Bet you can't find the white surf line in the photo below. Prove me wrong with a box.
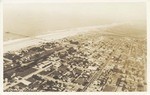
[3,23,124,53]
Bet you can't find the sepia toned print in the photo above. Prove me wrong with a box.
[3,2,146,92]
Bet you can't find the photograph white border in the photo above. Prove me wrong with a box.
[0,0,149,95]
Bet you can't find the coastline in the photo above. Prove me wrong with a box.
[3,23,121,53]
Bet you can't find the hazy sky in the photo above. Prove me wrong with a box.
[3,2,146,35]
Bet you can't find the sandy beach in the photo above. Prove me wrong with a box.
[4,23,121,53]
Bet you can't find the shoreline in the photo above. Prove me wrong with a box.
[3,23,123,53]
